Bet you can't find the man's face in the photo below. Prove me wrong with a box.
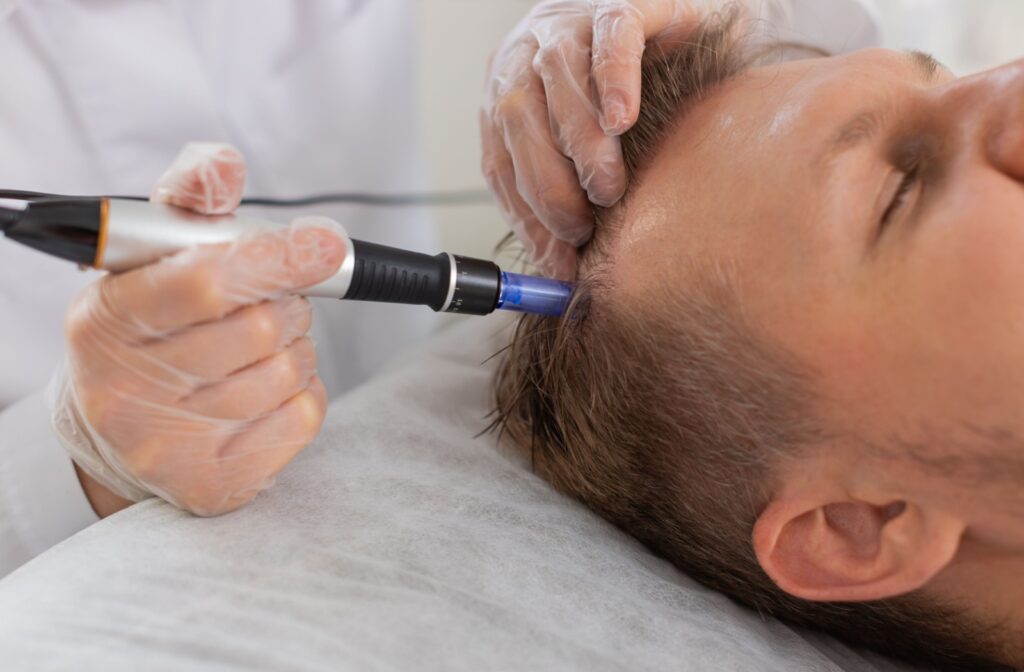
[610,49,1024,632]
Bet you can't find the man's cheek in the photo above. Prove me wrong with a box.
[902,194,1024,419]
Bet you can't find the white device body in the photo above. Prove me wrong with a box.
[104,200,355,298]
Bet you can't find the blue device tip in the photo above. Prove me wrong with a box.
[497,271,574,317]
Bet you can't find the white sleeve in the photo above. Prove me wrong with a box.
[751,0,882,54]
[0,0,17,22]
[0,391,98,578]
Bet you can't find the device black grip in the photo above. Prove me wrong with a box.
[5,199,103,266]
[344,239,450,311]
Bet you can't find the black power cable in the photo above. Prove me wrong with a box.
[0,189,495,208]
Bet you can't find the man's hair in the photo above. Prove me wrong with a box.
[493,7,1001,670]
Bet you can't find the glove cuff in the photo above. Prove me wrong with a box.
[46,360,151,503]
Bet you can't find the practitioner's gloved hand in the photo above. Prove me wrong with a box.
[481,0,705,279]
[52,142,344,517]
[150,141,249,215]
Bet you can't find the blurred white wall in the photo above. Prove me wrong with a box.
[416,0,1024,261]
[875,0,1024,75]
[416,0,533,263]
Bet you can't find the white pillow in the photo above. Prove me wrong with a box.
[0,317,924,671]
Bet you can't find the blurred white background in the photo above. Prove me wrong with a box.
[416,0,1024,261]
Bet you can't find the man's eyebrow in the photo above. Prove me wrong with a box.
[820,52,946,166]
[906,50,946,82]
[821,108,886,166]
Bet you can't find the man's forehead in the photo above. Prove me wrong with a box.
[722,51,919,130]
[610,49,943,296]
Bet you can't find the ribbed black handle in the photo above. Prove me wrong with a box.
[344,239,450,311]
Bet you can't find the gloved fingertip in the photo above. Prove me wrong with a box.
[541,254,577,282]
[568,227,594,248]
[579,161,626,210]
[600,94,632,135]
[149,142,247,216]
[288,217,348,274]
[530,234,579,281]
[588,183,626,209]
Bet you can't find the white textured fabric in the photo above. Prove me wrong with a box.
[0,318,925,672]
[0,392,98,573]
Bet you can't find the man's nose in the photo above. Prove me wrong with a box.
[961,58,1024,182]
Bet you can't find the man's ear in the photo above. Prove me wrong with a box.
[752,485,966,602]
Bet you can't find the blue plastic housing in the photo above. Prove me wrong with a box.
[496,271,574,317]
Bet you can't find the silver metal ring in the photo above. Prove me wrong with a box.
[440,252,458,312]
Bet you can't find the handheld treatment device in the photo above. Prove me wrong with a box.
[0,196,573,318]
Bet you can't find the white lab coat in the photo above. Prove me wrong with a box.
[0,0,438,574]
[0,0,879,578]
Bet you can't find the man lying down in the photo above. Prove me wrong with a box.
[494,8,1024,671]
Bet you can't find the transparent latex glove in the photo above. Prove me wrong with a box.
[150,141,248,215]
[481,0,709,279]
[51,142,346,516]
